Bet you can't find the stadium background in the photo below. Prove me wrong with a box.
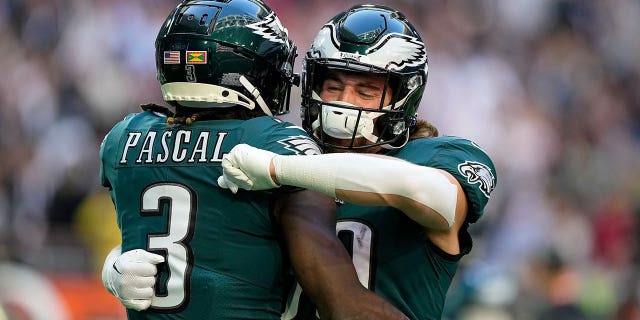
[0,0,638,319]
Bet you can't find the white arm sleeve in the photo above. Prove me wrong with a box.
[272,153,458,228]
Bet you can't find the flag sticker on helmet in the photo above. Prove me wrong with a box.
[186,51,207,64]
[164,51,180,64]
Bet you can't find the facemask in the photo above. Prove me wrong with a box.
[312,100,386,143]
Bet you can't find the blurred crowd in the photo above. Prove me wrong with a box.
[0,0,638,319]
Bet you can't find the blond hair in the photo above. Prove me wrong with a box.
[409,119,439,140]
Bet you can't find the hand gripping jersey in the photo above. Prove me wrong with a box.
[284,136,496,320]
[100,111,320,319]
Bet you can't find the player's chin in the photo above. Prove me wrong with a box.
[323,137,377,154]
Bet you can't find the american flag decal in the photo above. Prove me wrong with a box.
[164,51,180,64]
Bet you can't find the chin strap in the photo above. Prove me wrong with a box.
[381,129,410,150]
[239,76,272,116]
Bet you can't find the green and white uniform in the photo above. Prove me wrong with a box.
[100,111,320,320]
[286,136,497,320]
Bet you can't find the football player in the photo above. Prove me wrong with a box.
[218,4,498,320]
[100,1,405,319]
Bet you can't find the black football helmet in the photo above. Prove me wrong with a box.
[156,0,298,116]
[301,4,428,149]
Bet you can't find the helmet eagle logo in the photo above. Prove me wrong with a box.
[365,34,427,70]
[247,12,287,44]
[310,24,426,72]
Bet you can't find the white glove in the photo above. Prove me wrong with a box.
[217,144,280,193]
[102,246,165,311]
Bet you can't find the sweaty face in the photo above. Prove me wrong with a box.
[318,70,393,152]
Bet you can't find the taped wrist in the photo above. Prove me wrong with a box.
[272,154,338,197]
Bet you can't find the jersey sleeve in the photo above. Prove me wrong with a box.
[98,132,111,188]
[241,117,322,193]
[99,113,137,189]
[430,138,497,223]
[245,117,322,156]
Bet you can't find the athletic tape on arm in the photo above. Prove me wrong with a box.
[273,153,458,227]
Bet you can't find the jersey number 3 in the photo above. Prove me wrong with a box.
[141,183,196,311]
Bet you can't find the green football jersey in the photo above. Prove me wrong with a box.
[284,136,497,320]
[100,111,320,320]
